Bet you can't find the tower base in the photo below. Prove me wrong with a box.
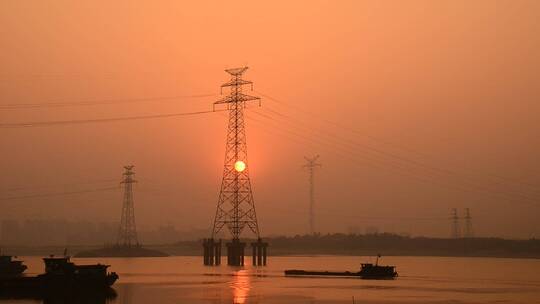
[203,238,221,266]
[251,238,268,266]
[226,239,245,266]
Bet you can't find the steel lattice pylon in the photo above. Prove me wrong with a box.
[303,155,321,235]
[211,67,261,240]
[464,208,474,238]
[450,208,460,239]
[117,165,139,247]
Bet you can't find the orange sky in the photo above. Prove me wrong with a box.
[1,0,539,238]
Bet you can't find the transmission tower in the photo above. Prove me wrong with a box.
[463,208,474,238]
[450,208,460,239]
[303,155,321,235]
[117,165,139,247]
[205,67,266,266]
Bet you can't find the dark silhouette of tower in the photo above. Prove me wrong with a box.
[450,208,460,239]
[117,165,139,247]
[204,67,266,266]
[464,208,474,238]
[303,155,321,235]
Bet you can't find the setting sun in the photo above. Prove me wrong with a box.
[234,161,246,172]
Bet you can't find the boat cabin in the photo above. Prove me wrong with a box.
[0,255,15,263]
[43,256,110,276]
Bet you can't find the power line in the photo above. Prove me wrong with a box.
[245,108,539,206]
[258,91,540,192]
[0,94,217,109]
[256,91,433,159]
[0,186,119,201]
[258,105,539,202]
[247,102,539,203]
[264,204,451,221]
[245,112,486,197]
[3,178,119,193]
[247,110,483,191]
[0,109,225,128]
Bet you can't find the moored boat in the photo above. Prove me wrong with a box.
[0,256,27,277]
[0,255,118,296]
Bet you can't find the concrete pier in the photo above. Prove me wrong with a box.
[204,237,267,266]
[251,238,268,266]
[203,238,221,266]
[226,238,246,266]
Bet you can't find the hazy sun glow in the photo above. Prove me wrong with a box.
[234,161,246,172]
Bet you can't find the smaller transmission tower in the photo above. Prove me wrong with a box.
[303,155,321,235]
[463,208,474,238]
[450,208,460,239]
[117,165,139,247]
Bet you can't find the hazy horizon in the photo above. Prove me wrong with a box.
[1,1,539,240]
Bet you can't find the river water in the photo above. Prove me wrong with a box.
[2,256,540,304]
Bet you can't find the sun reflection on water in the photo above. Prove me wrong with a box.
[231,270,251,304]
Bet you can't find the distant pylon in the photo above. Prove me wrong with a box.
[450,208,460,239]
[463,208,474,238]
[117,165,139,247]
[303,155,321,235]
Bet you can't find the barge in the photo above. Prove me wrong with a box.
[285,255,398,279]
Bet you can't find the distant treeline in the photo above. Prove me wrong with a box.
[6,233,540,259]
[168,233,540,259]
[262,233,540,258]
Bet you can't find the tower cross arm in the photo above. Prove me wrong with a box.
[221,79,253,88]
[214,93,261,107]
[120,179,137,184]
[225,67,249,75]
[303,155,322,168]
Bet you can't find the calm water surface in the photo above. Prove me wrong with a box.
[3,256,540,304]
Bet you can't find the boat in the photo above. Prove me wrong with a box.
[0,255,118,296]
[0,256,27,277]
[285,269,362,277]
[357,254,398,279]
[358,263,398,279]
[285,255,398,279]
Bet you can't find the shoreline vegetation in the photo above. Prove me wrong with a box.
[74,244,169,257]
[3,233,539,259]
